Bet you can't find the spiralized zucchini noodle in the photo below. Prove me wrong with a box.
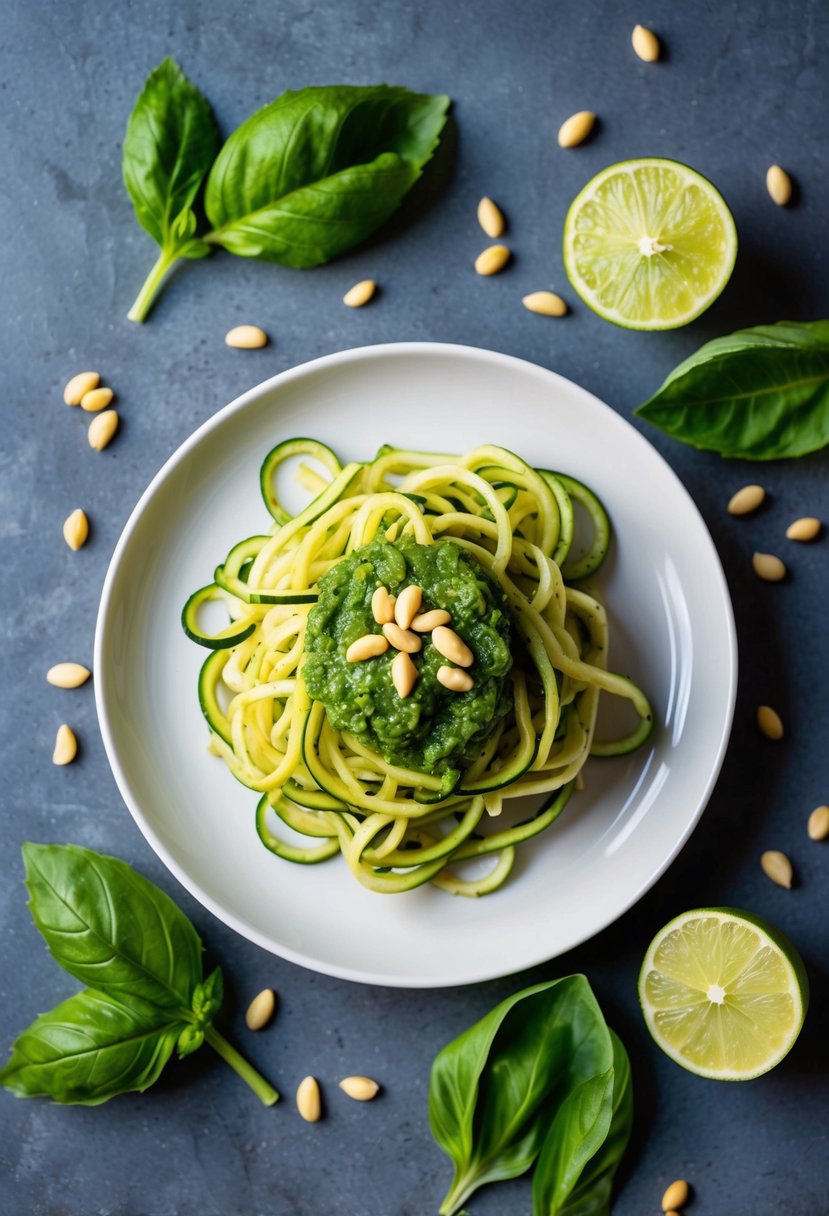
[183,439,653,897]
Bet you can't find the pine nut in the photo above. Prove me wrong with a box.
[786,516,821,541]
[437,665,474,692]
[522,290,568,317]
[225,325,268,349]
[52,724,77,766]
[477,197,505,238]
[752,552,786,582]
[432,625,473,667]
[395,585,423,630]
[474,245,511,276]
[64,371,100,406]
[339,1076,380,1101]
[63,509,89,551]
[46,662,91,688]
[296,1075,322,1122]
[761,849,793,889]
[757,705,784,740]
[392,650,418,698]
[411,609,451,632]
[371,586,396,625]
[766,165,793,206]
[632,24,661,61]
[80,386,114,412]
[557,111,596,148]
[88,409,119,451]
[807,805,829,841]
[245,988,276,1030]
[382,622,421,653]
[727,484,765,515]
[661,1181,689,1212]
[346,634,389,662]
[343,279,376,308]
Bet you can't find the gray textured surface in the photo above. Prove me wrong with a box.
[1,0,828,1212]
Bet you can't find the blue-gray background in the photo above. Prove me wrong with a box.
[1,1,827,1212]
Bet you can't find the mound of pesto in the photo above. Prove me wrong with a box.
[302,539,513,777]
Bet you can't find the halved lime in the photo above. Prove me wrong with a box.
[563,158,737,330]
[639,908,808,1080]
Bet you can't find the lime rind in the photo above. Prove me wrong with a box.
[563,158,738,331]
[638,907,808,1081]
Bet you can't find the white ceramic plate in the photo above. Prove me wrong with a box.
[95,343,737,988]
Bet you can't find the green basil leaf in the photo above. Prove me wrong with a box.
[531,1069,615,1216]
[191,966,223,1026]
[430,976,616,1216]
[23,843,203,1013]
[636,320,829,459]
[123,57,219,251]
[0,988,181,1105]
[204,85,450,267]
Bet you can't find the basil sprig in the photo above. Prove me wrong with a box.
[636,320,829,459]
[429,976,632,1216]
[123,59,450,321]
[0,844,278,1106]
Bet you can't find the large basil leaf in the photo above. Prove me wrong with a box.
[636,320,829,459]
[537,1032,633,1216]
[204,85,450,266]
[430,976,620,1216]
[0,989,181,1105]
[23,843,202,1013]
[123,57,218,252]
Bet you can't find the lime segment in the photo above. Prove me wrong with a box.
[639,908,808,1080]
[563,158,737,330]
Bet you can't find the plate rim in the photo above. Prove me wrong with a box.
[94,340,738,988]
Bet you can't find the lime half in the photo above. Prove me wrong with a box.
[639,908,808,1080]
[563,158,737,330]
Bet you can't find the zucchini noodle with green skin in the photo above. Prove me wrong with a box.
[182,439,653,896]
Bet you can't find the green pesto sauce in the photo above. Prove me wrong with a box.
[302,539,513,778]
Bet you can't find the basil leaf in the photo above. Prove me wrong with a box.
[123,57,218,252]
[0,989,181,1105]
[23,843,202,1013]
[636,320,829,459]
[204,85,450,267]
[430,976,618,1216]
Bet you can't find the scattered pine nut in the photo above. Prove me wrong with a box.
[371,586,396,625]
[766,165,793,207]
[63,509,89,551]
[64,371,100,406]
[757,705,784,740]
[88,409,119,451]
[395,585,423,630]
[382,622,422,654]
[752,552,786,582]
[432,626,474,668]
[80,386,114,413]
[786,516,821,542]
[245,988,276,1031]
[343,279,377,308]
[437,665,475,692]
[411,609,451,632]
[225,325,268,349]
[807,806,829,841]
[46,662,91,689]
[475,245,511,276]
[346,634,389,663]
[661,1180,690,1212]
[761,849,793,889]
[727,484,765,516]
[522,290,568,317]
[339,1076,380,1101]
[392,650,418,698]
[52,724,78,766]
[296,1075,322,1122]
[557,111,596,148]
[632,24,661,61]
[477,197,505,239]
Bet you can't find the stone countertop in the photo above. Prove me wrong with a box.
[1,1,827,1212]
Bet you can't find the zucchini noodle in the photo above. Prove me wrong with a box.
[183,439,653,896]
